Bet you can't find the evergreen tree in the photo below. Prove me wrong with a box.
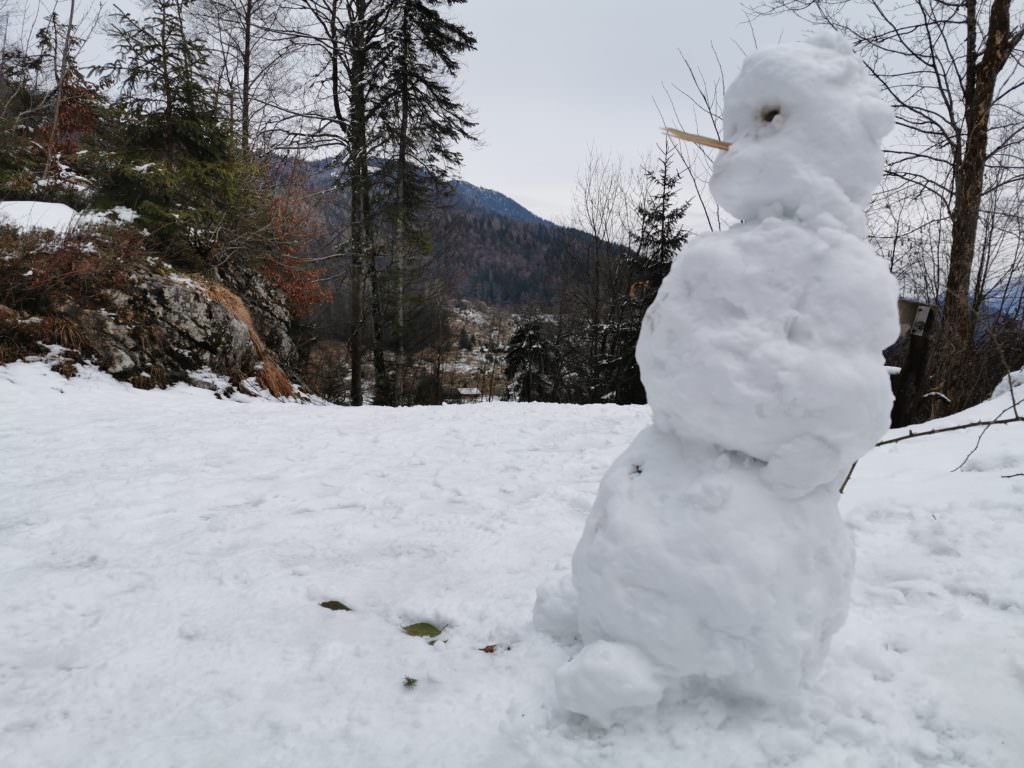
[106,0,226,159]
[378,0,476,207]
[100,0,275,272]
[345,0,382,406]
[290,0,394,405]
[632,138,689,286]
[505,320,559,402]
[612,140,689,403]
[597,141,689,404]
[373,0,477,405]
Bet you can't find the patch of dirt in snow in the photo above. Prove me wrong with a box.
[1,361,1022,767]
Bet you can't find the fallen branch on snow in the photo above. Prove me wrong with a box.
[875,412,1023,449]
[841,405,1024,493]
[950,403,1021,472]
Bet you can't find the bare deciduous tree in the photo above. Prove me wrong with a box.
[754,0,1024,414]
[196,0,296,154]
[657,47,730,233]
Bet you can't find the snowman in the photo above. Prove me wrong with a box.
[534,35,900,727]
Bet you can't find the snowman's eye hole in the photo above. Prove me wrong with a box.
[760,106,781,123]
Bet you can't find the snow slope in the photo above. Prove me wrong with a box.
[2,362,1023,767]
[0,201,138,232]
[0,201,80,232]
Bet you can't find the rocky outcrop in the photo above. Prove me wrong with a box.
[2,261,299,395]
[221,263,297,368]
[76,273,261,382]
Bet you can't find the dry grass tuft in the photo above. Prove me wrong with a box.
[43,316,84,350]
[50,358,78,379]
[256,360,294,398]
[200,278,294,398]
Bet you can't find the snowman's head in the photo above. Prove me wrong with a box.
[709,34,892,232]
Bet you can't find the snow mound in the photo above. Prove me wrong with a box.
[0,201,138,233]
[554,641,664,727]
[0,201,80,232]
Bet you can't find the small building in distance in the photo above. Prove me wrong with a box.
[453,387,482,404]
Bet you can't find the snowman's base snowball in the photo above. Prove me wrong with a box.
[571,427,853,701]
[533,574,579,644]
[555,641,665,727]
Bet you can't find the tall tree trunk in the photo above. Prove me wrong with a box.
[394,158,408,407]
[346,0,371,406]
[393,4,413,406]
[364,142,389,402]
[395,228,406,404]
[348,180,365,406]
[240,0,252,153]
[42,0,76,179]
[938,0,1019,412]
[344,1,389,406]
[368,247,390,404]
[363,122,389,404]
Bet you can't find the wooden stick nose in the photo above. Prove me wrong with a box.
[663,127,731,151]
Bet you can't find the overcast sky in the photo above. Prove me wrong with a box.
[27,0,807,223]
[449,1,804,222]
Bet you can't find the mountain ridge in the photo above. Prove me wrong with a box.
[449,178,548,226]
[299,156,597,307]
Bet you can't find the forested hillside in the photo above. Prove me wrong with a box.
[301,155,612,307]
[0,0,693,409]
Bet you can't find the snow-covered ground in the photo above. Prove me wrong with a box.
[0,201,81,232]
[0,201,137,232]
[2,362,1022,767]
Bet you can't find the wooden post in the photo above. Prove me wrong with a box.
[891,301,937,428]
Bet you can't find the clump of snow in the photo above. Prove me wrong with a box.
[0,201,139,232]
[542,36,900,725]
[570,429,854,696]
[641,217,897,496]
[0,201,80,232]
[31,159,93,195]
[532,574,578,644]
[990,368,1024,400]
[82,205,138,225]
[555,641,665,728]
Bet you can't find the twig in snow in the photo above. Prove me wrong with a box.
[950,403,1020,472]
[839,461,857,494]
[949,341,1021,471]
[875,412,1024,448]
